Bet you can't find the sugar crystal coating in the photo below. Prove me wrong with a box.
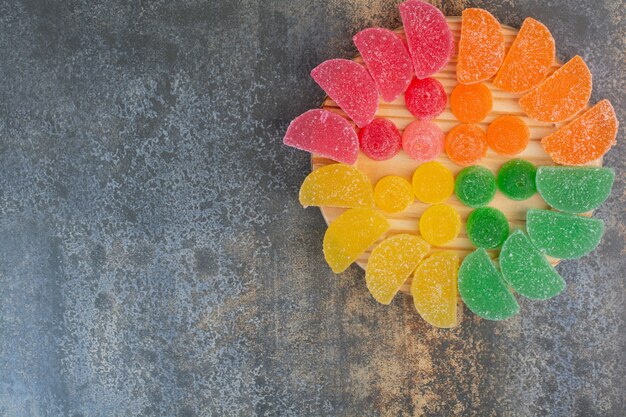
[402,120,445,162]
[366,234,430,304]
[450,83,492,123]
[466,207,509,249]
[526,209,604,259]
[404,77,447,119]
[299,164,374,209]
[445,124,488,166]
[374,176,414,213]
[359,118,402,161]
[497,159,537,200]
[487,115,530,155]
[419,204,461,246]
[412,161,454,204]
[454,166,496,208]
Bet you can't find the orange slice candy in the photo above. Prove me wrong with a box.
[519,55,592,123]
[445,124,488,166]
[487,115,530,155]
[450,83,493,123]
[457,8,505,84]
[542,100,618,165]
[493,18,555,93]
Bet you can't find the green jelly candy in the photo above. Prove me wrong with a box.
[466,207,509,249]
[497,159,537,200]
[500,230,566,300]
[536,166,615,214]
[526,209,604,259]
[458,248,519,321]
[455,166,497,208]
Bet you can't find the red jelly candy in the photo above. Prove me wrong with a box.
[311,59,378,128]
[353,28,413,102]
[283,109,359,164]
[399,0,454,79]
[402,120,445,162]
[404,77,447,119]
[359,118,402,161]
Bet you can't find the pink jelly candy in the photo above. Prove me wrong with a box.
[353,28,413,102]
[283,109,359,164]
[358,118,402,161]
[399,0,454,79]
[311,59,379,128]
[402,120,445,161]
[404,77,447,119]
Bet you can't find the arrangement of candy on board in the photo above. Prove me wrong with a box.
[283,0,619,328]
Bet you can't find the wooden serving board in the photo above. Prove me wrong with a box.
[312,16,599,294]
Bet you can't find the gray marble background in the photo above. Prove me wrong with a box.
[0,1,624,416]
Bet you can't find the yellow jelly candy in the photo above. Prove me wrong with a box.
[374,176,414,213]
[419,204,461,246]
[411,252,460,328]
[412,161,454,204]
[365,234,430,304]
[323,208,389,273]
[299,164,374,208]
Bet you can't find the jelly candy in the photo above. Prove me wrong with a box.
[536,166,615,213]
[458,248,519,321]
[323,208,390,273]
[366,234,430,304]
[283,109,359,164]
[311,59,378,128]
[457,8,504,84]
[404,77,447,120]
[402,120,445,162]
[454,166,496,208]
[450,83,492,124]
[419,204,461,246]
[359,118,402,161]
[445,124,488,166]
[466,207,509,249]
[487,115,530,156]
[493,18,555,93]
[500,230,565,300]
[412,161,454,204]
[299,164,374,209]
[374,176,414,213]
[519,56,592,123]
[353,28,413,102]
[542,100,619,166]
[399,0,454,79]
[497,159,537,201]
[526,209,604,259]
[411,252,460,328]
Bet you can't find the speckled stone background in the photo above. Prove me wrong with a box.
[0,1,624,416]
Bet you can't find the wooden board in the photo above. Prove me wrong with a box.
[312,16,599,294]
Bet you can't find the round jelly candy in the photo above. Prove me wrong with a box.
[466,207,509,249]
[487,115,530,156]
[454,166,496,208]
[412,161,454,204]
[374,176,414,213]
[497,159,537,200]
[404,77,447,120]
[445,124,488,166]
[359,118,402,161]
[402,120,445,162]
[450,83,492,124]
[419,204,461,246]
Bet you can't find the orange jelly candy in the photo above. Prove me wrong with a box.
[450,83,493,123]
[487,115,530,155]
[445,124,488,166]
[457,8,504,84]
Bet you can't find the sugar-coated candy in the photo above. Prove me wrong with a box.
[457,8,504,84]
[419,204,461,246]
[411,252,460,328]
[311,59,378,128]
[458,248,519,321]
[399,0,454,79]
[402,120,445,162]
[412,161,454,204]
[404,77,447,119]
[519,56,592,123]
[366,234,430,304]
[445,124,488,166]
[526,209,604,259]
[455,166,496,208]
[323,208,389,273]
[374,176,414,213]
[542,100,619,166]
[493,18,555,93]
[487,115,530,155]
[283,109,359,164]
[299,164,374,209]
[353,28,413,102]
[359,118,402,161]
[500,230,565,300]
[497,159,537,200]
[466,207,509,249]
[536,166,615,213]
[450,83,493,123]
